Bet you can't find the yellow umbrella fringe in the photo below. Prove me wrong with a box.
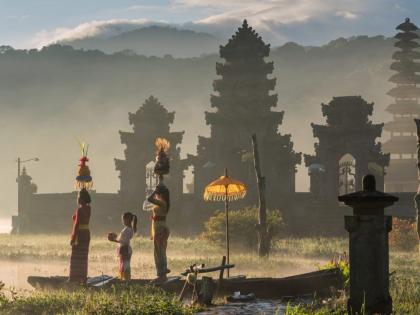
[204,191,246,202]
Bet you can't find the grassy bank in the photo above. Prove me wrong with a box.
[0,284,201,315]
[284,250,420,314]
[0,235,418,314]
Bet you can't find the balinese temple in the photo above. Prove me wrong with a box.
[115,95,185,214]
[190,20,301,207]
[383,18,420,192]
[305,96,390,200]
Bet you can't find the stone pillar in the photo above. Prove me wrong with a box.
[338,174,398,315]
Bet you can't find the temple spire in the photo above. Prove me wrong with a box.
[192,21,301,207]
[383,18,420,192]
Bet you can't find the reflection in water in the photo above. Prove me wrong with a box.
[0,259,68,290]
[0,259,120,291]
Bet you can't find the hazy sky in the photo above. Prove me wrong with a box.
[1,0,420,48]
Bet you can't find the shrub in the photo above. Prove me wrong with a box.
[318,252,350,289]
[389,218,418,252]
[201,207,284,250]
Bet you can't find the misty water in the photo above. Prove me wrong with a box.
[0,217,11,233]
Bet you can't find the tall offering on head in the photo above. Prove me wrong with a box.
[75,142,93,190]
[154,137,170,183]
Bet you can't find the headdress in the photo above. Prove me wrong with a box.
[154,137,170,176]
[75,141,93,190]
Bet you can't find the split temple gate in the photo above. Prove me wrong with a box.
[305,96,390,199]
[114,95,189,230]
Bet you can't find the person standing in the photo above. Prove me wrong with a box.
[148,184,170,283]
[108,212,137,281]
[69,188,91,283]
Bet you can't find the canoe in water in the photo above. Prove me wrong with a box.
[27,268,343,299]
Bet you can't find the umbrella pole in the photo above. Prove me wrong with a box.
[225,186,230,278]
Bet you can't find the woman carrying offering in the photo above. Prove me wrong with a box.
[148,184,170,283]
[69,188,91,283]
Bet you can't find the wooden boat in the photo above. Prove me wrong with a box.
[27,268,343,299]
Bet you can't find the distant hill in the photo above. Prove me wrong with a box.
[59,26,221,58]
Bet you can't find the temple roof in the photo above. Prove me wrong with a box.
[387,85,420,98]
[396,18,419,32]
[321,96,373,126]
[219,20,270,60]
[395,31,419,41]
[213,77,276,94]
[382,136,417,154]
[384,118,417,133]
[386,101,420,114]
[116,95,184,174]
[395,40,419,50]
[205,110,284,128]
[392,50,420,61]
[216,61,274,76]
[128,95,175,130]
[312,123,383,139]
[389,72,420,84]
[210,93,278,110]
[390,60,420,73]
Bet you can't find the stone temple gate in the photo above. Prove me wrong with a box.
[304,96,390,200]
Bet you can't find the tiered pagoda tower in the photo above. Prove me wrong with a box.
[191,20,301,207]
[115,95,185,212]
[305,96,390,200]
[383,18,420,192]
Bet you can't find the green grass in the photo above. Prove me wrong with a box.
[0,285,201,315]
[283,251,420,315]
[0,234,419,314]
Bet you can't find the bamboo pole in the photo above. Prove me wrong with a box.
[224,168,230,277]
[414,119,420,252]
[251,134,270,257]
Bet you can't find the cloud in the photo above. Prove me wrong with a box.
[336,11,359,20]
[177,0,363,23]
[31,18,166,48]
[28,0,403,48]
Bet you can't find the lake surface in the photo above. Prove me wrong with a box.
[0,217,11,233]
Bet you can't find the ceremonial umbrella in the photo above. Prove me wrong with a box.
[204,168,247,277]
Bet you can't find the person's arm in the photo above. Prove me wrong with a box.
[147,189,165,206]
[147,190,157,204]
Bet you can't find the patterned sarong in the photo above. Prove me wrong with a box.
[118,245,132,281]
[69,230,90,283]
[154,226,170,277]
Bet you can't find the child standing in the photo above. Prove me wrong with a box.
[108,212,137,281]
